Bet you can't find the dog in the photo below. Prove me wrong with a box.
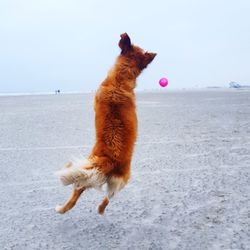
[55,33,156,215]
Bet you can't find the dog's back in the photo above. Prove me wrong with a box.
[92,79,137,180]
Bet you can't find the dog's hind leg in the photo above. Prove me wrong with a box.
[98,197,109,215]
[98,193,114,215]
[55,187,85,214]
[98,176,126,215]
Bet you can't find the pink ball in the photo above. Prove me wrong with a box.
[159,77,168,87]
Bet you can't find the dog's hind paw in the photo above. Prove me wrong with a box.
[55,205,65,214]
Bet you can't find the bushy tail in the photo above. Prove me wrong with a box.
[55,167,88,186]
[55,158,106,189]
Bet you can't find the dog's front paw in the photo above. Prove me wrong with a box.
[55,205,65,214]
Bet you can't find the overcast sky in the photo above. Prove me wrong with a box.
[0,0,249,93]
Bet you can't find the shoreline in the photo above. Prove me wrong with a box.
[0,87,249,97]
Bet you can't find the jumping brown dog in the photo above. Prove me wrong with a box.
[55,33,156,215]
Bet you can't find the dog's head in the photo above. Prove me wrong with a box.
[118,33,156,71]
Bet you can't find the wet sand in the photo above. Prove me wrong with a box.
[0,89,249,250]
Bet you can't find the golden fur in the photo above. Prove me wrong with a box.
[56,33,156,214]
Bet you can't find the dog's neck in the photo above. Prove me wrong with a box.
[105,56,141,91]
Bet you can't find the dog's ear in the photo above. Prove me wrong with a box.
[141,52,157,69]
[119,33,132,55]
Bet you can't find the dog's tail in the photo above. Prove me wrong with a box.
[55,158,106,189]
[55,167,87,186]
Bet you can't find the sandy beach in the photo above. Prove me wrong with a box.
[0,89,249,250]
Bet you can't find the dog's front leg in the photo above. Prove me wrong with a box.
[55,187,85,214]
